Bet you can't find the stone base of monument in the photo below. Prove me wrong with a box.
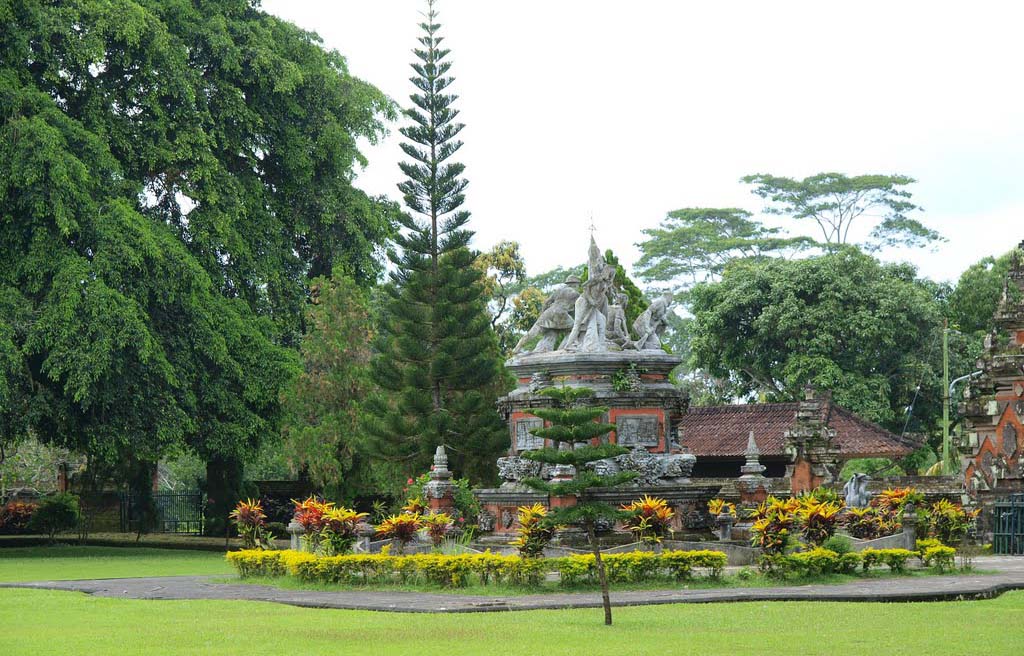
[474,341,727,541]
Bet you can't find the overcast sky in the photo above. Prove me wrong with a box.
[263,0,1024,285]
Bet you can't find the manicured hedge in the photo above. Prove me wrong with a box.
[226,549,728,588]
[861,548,917,573]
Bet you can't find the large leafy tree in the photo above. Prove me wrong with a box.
[364,1,506,487]
[635,208,813,301]
[689,248,943,432]
[741,172,938,250]
[947,251,1018,337]
[0,1,394,530]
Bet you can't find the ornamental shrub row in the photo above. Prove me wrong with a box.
[758,548,863,578]
[758,545,957,578]
[556,550,726,585]
[226,549,728,588]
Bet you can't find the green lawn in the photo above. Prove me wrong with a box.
[0,546,233,582]
[1,587,1022,655]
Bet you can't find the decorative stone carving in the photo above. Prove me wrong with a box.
[631,292,674,351]
[1003,423,1018,457]
[682,508,707,530]
[660,454,696,482]
[562,237,617,352]
[501,509,515,529]
[528,370,553,392]
[590,458,622,476]
[586,447,695,485]
[513,277,581,355]
[477,510,496,532]
[616,414,660,447]
[515,418,545,451]
[423,445,454,500]
[739,431,766,478]
[605,293,632,349]
[843,473,872,509]
[497,456,543,485]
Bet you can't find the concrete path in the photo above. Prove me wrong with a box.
[4,556,1024,614]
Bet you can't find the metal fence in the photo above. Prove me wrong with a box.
[119,491,204,535]
[993,493,1024,555]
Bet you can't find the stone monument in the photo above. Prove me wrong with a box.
[476,236,720,537]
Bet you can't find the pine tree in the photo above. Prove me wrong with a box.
[364,0,506,488]
[522,387,637,626]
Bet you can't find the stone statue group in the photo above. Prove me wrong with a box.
[513,237,675,355]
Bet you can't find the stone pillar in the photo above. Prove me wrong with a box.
[784,387,840,495]
[355,522,376,553]
[901,503,918,551]
[715,513,736,541]
[287,519,305,551]
[423,445,456,514]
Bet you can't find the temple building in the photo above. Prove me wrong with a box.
[960,241,1024,507]
[680,392,921,478]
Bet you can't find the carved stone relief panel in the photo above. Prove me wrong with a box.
[615,414,660,447]
[1004,422,1019,458]
[515,418,545,451]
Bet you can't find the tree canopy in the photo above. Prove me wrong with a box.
[0,1,395,496]
[688,248,943,432]
[741,172,938,250]
[634,208,813,301]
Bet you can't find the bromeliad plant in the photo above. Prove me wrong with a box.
[376,513,423,554]
[230,499,274,550]
[509,503,555,558]
[621,495,674,543]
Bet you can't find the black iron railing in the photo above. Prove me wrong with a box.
[993,493,1024,555]
[120,491,204,535]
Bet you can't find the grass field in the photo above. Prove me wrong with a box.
[0,546,233,582]
[1,546,1021,655]
[1,587,1022,655]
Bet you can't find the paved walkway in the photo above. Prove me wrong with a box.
[4,556,1024,613]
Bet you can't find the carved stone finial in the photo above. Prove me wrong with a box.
[424,445,454,501]
[739,431,766,478]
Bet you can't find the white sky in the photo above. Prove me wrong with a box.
[262,0,1024,285]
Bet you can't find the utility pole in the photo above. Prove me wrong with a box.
[942,319,950,473]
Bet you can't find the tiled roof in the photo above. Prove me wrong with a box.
[678,402,921,459]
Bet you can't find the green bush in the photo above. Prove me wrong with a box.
[861,548,915,573]
[821,535,853,555]
[921,545,956,571]
[759,549,862,578]
[227,549,729,588]
[27,493,80,539]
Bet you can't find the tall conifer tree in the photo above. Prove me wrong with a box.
[365,1,506,486]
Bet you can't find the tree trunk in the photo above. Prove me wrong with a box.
[586,520,613,626]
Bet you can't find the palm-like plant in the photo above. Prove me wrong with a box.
[376,514,423,553]
[621,495,675,543]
